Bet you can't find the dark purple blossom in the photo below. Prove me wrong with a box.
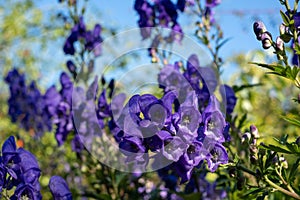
[205,0,221,8]
[49,176,72,200]
[219,84,237,115]
[5,69,54,136]
[63,17,102,56]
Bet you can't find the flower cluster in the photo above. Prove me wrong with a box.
[112,54,235,185]
[0,136,72,199]
[5,69,53,137]
[63,16,103,57]
[253,7,300,66]
[204,0,221,24]
[134,0,221,41]
[134,0,189,41]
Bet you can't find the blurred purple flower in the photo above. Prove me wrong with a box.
[49,176,72,200]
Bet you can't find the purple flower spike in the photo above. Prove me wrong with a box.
[49,176,72,200]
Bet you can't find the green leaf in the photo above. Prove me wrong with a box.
[242,187,264,197]
[288,158,300,182]
[177,192,202,200]
[286,142,300,154]
[281,116,300,127]
[280,10,290,25]
[216,38,232,50]
[260,144,292,154]
[233,83,263,93]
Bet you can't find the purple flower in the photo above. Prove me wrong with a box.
[202,96,226,143]
[162,136,188,161]
[66,60,77,78]
[205,142,228,172]
[253,21,267,41]
[219,84,237,115]
[261,31,273,49]
[5,69,54,136]
[44,86,62,117]
[205,0,221,8]
[49,176,72,200]
[134,0,155,39]
[156,0,178,27]
[294,12,300,29]
[11,183,42,200]
[2,136,18,165]
[119,136,146,156]
[171,23,183,43]
[63,16,102,56]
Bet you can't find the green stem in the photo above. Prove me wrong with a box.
[285,0,291,11]
[275,168,296,193]
[236,164,257,177]
[264,175,300,199]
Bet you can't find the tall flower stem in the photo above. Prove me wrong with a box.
[264,175,300,200]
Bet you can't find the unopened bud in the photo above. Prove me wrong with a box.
[279,24,286,35]
[276,37,284,51]
[253,21,267,41]
[241,132,251,143]
[261,32,273,49]
[250,155,258,164]
[250,125,259,139]
[296,136,300,145]
[279,156,288,169]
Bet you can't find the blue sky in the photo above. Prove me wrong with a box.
[86,0,283,81]
[31,0,284,87]
[88,0,282,55]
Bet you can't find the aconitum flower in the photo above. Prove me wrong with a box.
[261,31,273,49]
[49,176,72,200]
[134,0,155,39]
[114,55,229,183]
[294,12,300,29]
[63,17,103,56]
[205,142,228,171]
[1,136,42,200]
[206,0,221,7]
[253,21,267,41]
[219,84,237,116]
[5,69,54,136]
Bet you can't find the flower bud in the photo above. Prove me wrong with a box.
[279,24,287,35]
[250,125,259,139]
[279,156,288,169]
[241,132,251,143]
[296,136,300,146]
[253,21,267,41]
[250,155,258,164]
[66,60,77,78]
[276,37,284,51]
[261,32,273,49]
